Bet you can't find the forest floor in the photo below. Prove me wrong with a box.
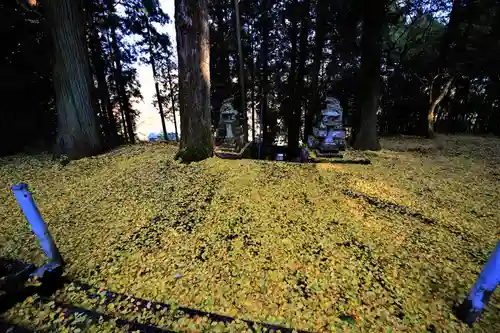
[0,135,499,332]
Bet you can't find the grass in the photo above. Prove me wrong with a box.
[0,135,499,332]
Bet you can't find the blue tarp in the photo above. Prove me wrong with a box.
[148,133,160,141]
[148,132,178,141]
[166,133,178,141]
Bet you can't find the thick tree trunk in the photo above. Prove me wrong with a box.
[304,0,328,143]
[352,0,387,151]
[46,0,102,159]
[175,0,212,162]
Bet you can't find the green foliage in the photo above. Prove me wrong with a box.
[386,12,446,67]
[1,136,499,331]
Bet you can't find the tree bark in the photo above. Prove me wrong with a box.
[427,76,453,138]
[46,0,102,159]
[175,0,212,162]
[352,0,387,151]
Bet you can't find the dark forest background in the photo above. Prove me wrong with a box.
[1,0,499,158]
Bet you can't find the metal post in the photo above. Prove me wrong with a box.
[11,184,64,266]
[455,241,500,326]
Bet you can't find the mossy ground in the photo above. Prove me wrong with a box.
[1,136,499,332]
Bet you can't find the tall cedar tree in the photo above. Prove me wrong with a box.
[175,0,213,162]
[352,0,388,150]
[45,0,102,159]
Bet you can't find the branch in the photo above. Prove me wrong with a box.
[15,0,42,23]
[413,73,427,85]
[399,15,434,60]
[410,18,434,45]
[395,7,424,41]
[428,73,444,104]
[16,0,41,14]
[432,73,442,82]
[430,76,454,108]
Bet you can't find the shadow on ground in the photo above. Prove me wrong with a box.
[1,258,312,333]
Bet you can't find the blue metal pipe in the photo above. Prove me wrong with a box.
[11,184,64,265]
[456,241,500,326]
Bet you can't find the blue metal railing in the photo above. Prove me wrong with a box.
[11,183,64,276]
[455,241,500,326]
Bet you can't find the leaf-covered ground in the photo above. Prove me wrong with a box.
[1,135,499,332]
